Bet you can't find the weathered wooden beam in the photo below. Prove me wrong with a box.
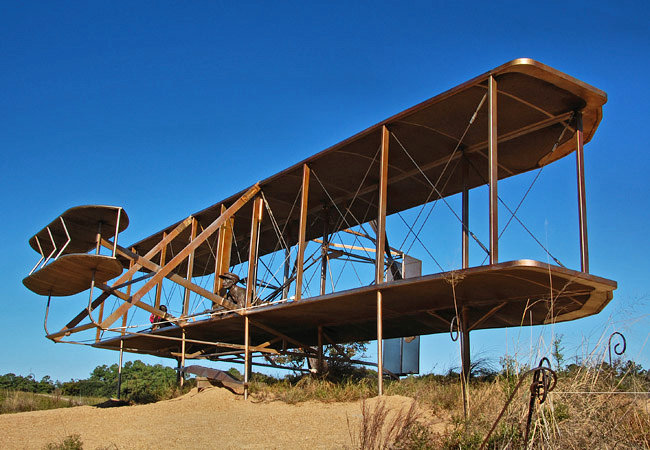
[154,232,168,310]
[100,241,238,312]
[121,251,135,336]
[246,197,264,306]
[100,184,260,329]
[51,217,193,340]
[183,218,199,317]
[213,204,234,296]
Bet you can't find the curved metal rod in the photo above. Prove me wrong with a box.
[608,331,626,366]
[85,269,104,333]
[480,358,557,450]
[43,293,52,335]
[450,315,459,342]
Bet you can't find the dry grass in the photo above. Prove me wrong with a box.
[0,390,103,415]
[348,398,429,449]
[251,376,377,404]
[252,360,649,449]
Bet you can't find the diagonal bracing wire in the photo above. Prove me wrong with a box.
[476,114,575,267]
[395,93,487,254]
[401,156,463,259]
[311,168,379,269]
[391,132,490,256]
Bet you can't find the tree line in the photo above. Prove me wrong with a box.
[1,360,183,403]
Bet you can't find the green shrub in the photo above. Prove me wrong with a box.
[43,434,83,450]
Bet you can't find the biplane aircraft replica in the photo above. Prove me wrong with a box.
[24,59,616,397]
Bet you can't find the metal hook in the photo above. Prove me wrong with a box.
[450,316,459,341]
[608,331,626,366]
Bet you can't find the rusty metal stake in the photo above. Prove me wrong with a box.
[480,358,557,450]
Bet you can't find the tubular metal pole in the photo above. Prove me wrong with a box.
[180,328,186,388]
[283,246,290,300]
[117,339,124,399]
[461,306,470,417]
[244,316,250,400]
[575,111,589,273]
[377,290,384,395]
[376,125,389,396]
[488,75,498,265]
[320,205,329,296]
[462,154,469,269]
[317,325,323,374]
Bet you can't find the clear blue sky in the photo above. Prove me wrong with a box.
[1,1,648,381]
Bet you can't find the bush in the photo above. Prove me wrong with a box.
[43,434,83,450]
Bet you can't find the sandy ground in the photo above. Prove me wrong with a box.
[0,388,444,449]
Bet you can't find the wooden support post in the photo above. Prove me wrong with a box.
[154,233,167,310]
[575,111,589,273]
[119,254,135,337]
[488,75,498,265]
[376,125,390,396]
[120,307,128,335]
[246,197,264,306]
[244,316,250,400]
[213,204,234,297]
[95,221,102,255]
[183,218,198,317]
[295,164,310,301]
[462,154,469,269]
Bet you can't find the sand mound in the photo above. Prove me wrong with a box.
[0,388,443,449]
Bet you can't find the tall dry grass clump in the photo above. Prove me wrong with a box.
[348,398,430,449]
[434,359,649,449]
